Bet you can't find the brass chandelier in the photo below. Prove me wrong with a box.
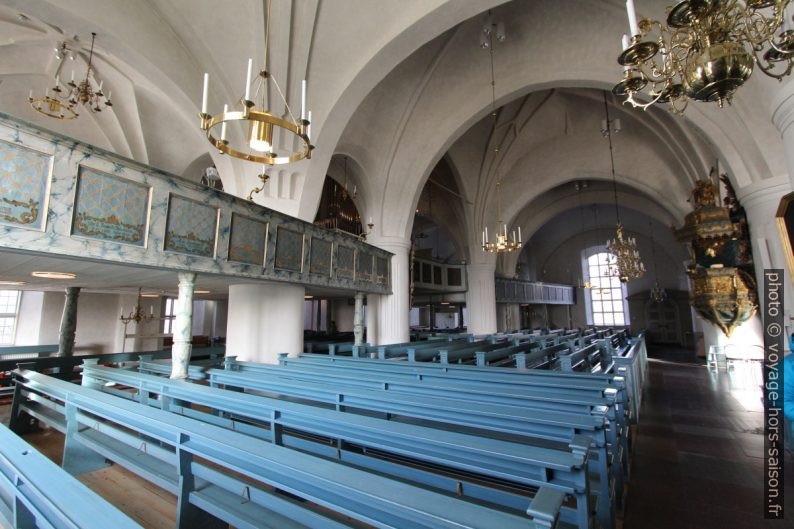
[602,92,646,282]
[614,0,794,113]
[28,33,112,120]
[198,0,313,173]
[482,182,522,253]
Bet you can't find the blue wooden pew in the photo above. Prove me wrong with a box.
[12,369,563,529]
[82,362,592,528]
[192,363,618,529]
[0,423,143,529]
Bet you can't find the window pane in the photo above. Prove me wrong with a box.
[0,316,14,344]
[584,252,627,326]
[0,291,19,313]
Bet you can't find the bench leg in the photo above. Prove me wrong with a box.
[176,446,226,529]
[62,403,110,476]
[9,383,38,434]
[594,445,615,529]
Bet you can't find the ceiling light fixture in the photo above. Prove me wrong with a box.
[614,0,794,114]
[0,280,28,286]
[194,290,211,295]
[28,32,112,120]
[601,92,645,282]
[199,0,313,191]
[120,288,157,325]
[482,182,521,253]
[31,271,76,279]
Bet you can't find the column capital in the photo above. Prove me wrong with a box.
[736,179,792,211]
[467,262,497,273]
[177,271,197,285]
[366,235,412,254]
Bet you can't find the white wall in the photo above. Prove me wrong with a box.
[14,291,44,345]
[332,299,355,333]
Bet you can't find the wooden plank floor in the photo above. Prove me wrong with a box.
[0,408,176,529]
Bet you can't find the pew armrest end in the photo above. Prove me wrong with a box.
[527,487,565,529]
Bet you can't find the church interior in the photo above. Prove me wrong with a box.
[0,0,793,527]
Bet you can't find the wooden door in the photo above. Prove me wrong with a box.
[645,298,681,344]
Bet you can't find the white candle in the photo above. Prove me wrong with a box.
[368,216,373,225]
[301,79,307,120]
[55,75,59,86]
[307,110,312,139]
[244,58,253,101]
[150,305,153,316]
[28,89,33,99]
[98,80,103,91]
[518,226,522,242]
[221,104,228,141]
[201,73,209,114]
[120,306,124,317]
[622,34,630,51]
[107,90,111,101]
[70,70,74,82]
[485,226,488,242]
[626,0,639,36]
[482,230,485,246]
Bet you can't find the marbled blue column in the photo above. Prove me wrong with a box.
[170,272,196,379]
[58,287,81,357]
[354,292,364,345]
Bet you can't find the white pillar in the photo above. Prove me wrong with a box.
[353,292,364,345]
[368,236,411,344]
[738,180,794,353]
[227,282,305,363]
[366,294,380,345]
[466,263,497,335]
[170,272,196,379]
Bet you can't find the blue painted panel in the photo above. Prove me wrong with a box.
[274,226,304,272]
[376,256,389,285]
[228,213,267,266]
[0,138,52,230]
[164,194,218,258]
[72,165,150,246]
[309,237,332,276]
[336,245,354,280]
[356,251,373,282]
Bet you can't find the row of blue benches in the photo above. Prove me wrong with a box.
[6,327,642,529]
[130,336,641,529]
[12,368,572,529]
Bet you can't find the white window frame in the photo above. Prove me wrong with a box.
[581,247,629,326]
[0,290,22,345]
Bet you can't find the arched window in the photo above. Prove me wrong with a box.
[584,252,628,326]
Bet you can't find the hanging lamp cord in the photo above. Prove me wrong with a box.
[603,92,620,225]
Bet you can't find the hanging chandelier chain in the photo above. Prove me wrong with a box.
[602,92,621,224]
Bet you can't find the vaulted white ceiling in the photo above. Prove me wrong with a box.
[0,0,790,274]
